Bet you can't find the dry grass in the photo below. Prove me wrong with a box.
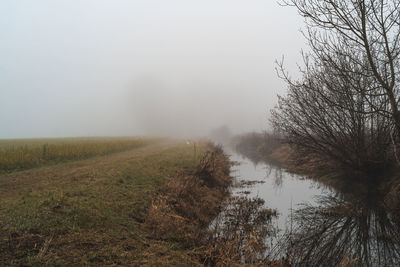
[0,137,157,173]
[145,145,233,265]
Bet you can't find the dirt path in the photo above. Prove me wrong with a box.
[0,140,179,204]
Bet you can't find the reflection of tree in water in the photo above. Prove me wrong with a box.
[233,148,400,265]
[265,163,284,190]
[280,194,400,266]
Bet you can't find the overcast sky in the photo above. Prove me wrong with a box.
[1,0,305,138]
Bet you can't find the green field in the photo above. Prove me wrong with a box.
[0,137,158,172]
[0,139,217,266]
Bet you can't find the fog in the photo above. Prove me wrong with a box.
[1,0,305,139]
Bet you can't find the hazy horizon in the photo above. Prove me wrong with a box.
[1,0,305,139]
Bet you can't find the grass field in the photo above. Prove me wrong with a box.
[0,137,158,173]
[0,139,218,266]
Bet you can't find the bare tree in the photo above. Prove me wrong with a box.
[273,56,392,173]
[283,0,400,133]
[272,0,400,175]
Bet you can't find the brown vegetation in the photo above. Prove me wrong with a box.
[145,145,232,247]
[146,144,284,266]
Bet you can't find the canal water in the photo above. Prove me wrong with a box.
[228,150,330,231]
[226,149,400,266]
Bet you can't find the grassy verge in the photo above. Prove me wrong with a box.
[0,140,233,266]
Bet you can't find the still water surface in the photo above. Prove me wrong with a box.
[227,149,400,266]
[229,150,329,230]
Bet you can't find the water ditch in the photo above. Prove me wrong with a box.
[217,148,400,266]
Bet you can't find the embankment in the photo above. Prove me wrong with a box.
[144,144,234,265]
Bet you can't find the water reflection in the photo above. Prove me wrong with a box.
[230,148,400,265]
[228,148,329,238]
[278,192,400,266]
[265,163,284,190]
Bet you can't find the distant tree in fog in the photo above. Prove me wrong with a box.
[209,125,232,145]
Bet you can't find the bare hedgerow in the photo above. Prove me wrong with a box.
[272,0,400,177]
